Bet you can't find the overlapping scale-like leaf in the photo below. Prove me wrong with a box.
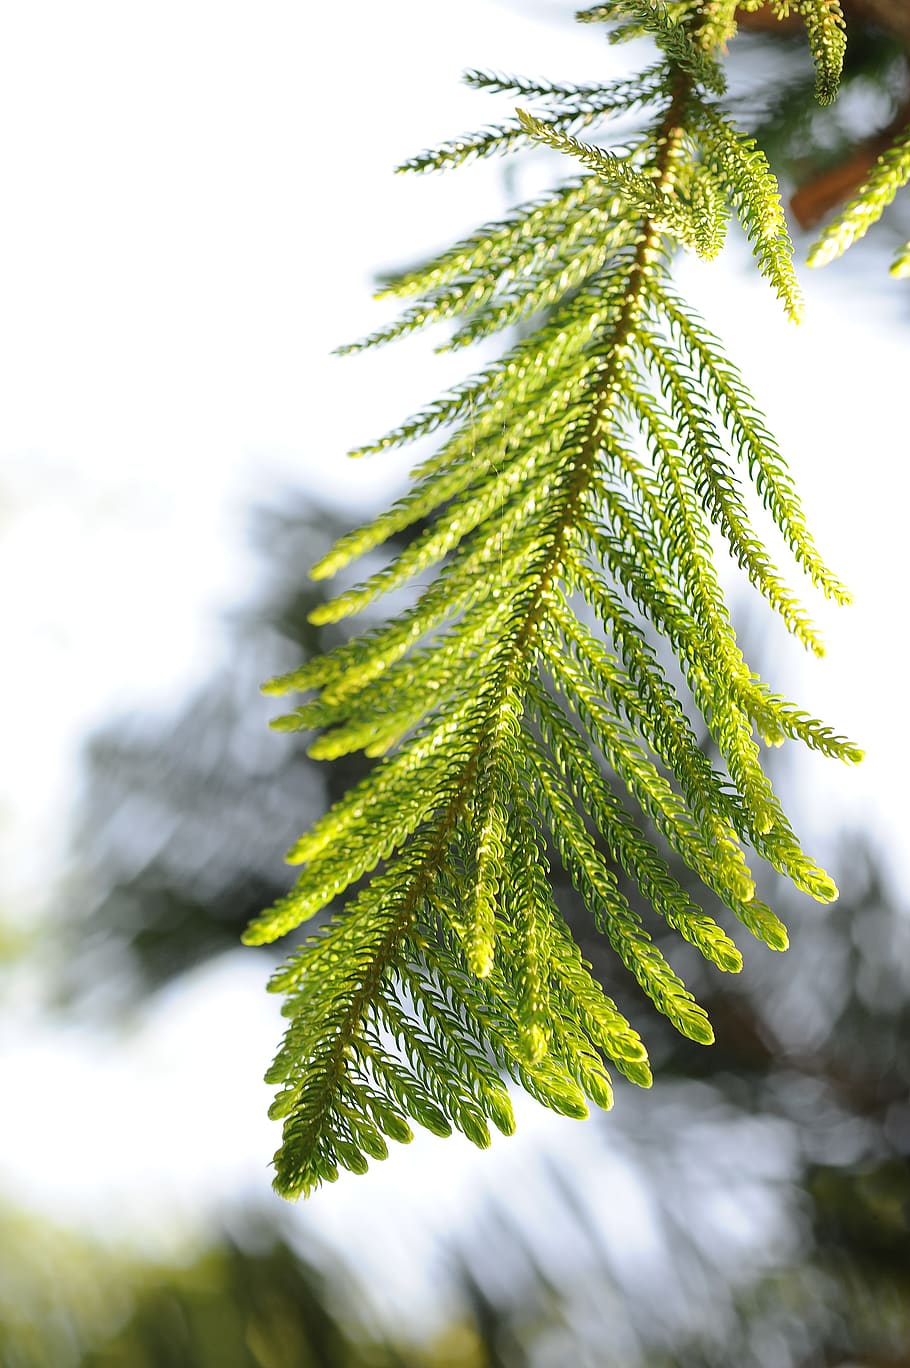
[796,0,847,105]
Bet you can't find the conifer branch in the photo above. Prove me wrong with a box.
[807,118,910,267]
[249,3,863,1198]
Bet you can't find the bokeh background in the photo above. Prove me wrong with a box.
[1,3,908,1364]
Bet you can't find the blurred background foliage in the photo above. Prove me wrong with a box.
[729,2,910,251]
[3,3,910,1365]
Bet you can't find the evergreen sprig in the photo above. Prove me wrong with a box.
[735,0,847,104]
[249,2,864,1199]
[807,119,910,268]
[396,67,666,175]
[796,0,847,106]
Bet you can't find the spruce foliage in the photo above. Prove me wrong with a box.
[248,1,872,1199]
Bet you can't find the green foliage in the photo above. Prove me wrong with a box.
[808,119,910,268]
[692,105,804,316]
[795,0,848,105]
[249,2,869,1199]
[892,237,910,278]
[736,0,847,103]
[578,1,724,95]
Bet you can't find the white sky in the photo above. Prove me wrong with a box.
[0,0,907,1318]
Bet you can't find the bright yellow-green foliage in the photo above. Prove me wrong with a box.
[808,121,910,269]
[892,239,910,279]
[735,1,846,103]
[248,0,873,1201]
